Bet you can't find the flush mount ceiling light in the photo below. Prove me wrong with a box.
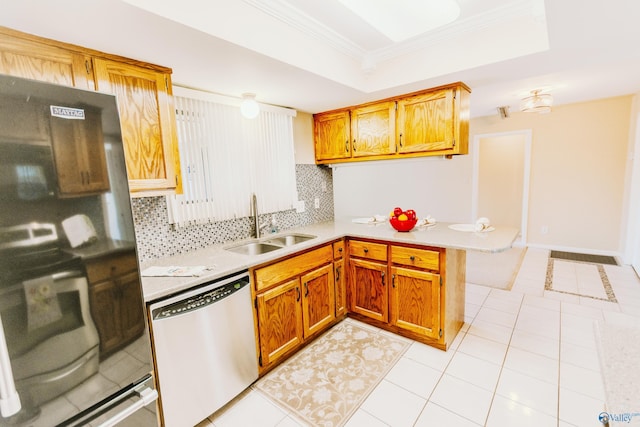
[520,90,553,113]
[240,93,259,119]
[337,0,461,42]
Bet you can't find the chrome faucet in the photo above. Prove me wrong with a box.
[251,193,269,238]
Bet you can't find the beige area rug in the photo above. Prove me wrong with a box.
[254,319,410,427]
[595,317,640,426]
[466,246,526,290]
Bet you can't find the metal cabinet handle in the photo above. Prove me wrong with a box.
[304,282,309,297]
[338,247,343,253]
[353,139,357,151]
[392,274,396,288]
[296,287,300,301]
[363,248,369,254]
[345,140,349,152]
[399,133,403,147]
[381,271,385,286]
[410,256,415,261]
[335,266,341,282]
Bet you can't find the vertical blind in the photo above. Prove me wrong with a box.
[166,89,298,227]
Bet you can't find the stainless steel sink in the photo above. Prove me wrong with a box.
[225,233,317,255]
[224,241,283,256]
[263,233,317,247]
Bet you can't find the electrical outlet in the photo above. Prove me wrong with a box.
[541,225,549,234]
[296,200,305,213]
[321,180,327,192]
[314,197,320,209]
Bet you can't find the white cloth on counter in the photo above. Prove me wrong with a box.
[142,266,212,277]
[23,275,63,331]
[475,217,492,231]
[417,215,437,227]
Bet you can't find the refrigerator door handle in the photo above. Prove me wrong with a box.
[95,386,158,427]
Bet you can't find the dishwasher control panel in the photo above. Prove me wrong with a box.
[152,274,249,320]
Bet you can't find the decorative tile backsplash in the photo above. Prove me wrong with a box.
[131,164,334,262]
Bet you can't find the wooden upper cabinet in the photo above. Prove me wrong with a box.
[314,109,350,161]
[351,101,396,157]
[0,29,94,90]
[397,89,454,153]
[93,59,181,193]
[313,82,470,164]
[50,106,110,196]
[0,27,182,195]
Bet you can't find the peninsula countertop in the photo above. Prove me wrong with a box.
[140,219,519,302]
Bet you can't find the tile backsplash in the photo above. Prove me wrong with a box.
[131,164,334,262]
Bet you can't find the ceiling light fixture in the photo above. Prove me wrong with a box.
[520,90,553,114]
[240,93,259,119]
[337,0,461,42]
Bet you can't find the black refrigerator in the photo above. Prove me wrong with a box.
[0,74,157,426]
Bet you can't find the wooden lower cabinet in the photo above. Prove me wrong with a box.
[253,244,337,372]
[256,278,303,367]
[85,250,145,358]
[347,239,464,350]
[334,258,346,317]
[390,266,441,340]
[301,264,335,336]
[333,240,346,318]
[348,258,388,323]
[253,239,464,375]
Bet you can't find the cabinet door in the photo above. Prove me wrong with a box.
[50,106,110,196]
[89,278,122,355]
[256,278,303,367]
[351,101,396,157]
[397,89,454,153]
[314,110,351,161]
[301,264,335,337]
[348,258,388,322]
[334,259,346,317]
[93,58,181,193]
[390,267,441,340]
[117,270,145,343]
[0,31,94,90]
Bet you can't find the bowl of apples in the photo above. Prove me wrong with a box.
[389,207,418,232]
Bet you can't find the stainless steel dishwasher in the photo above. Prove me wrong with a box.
[149,271,258,427]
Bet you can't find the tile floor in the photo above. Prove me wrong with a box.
[197,248,640,427]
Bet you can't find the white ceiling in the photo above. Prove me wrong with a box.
[2,0,640,117]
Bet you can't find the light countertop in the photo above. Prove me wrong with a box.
[140,219,519,302]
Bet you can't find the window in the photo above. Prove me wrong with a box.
[166,88,297,226]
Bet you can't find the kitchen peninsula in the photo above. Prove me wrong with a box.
[142,219,517,353]
[141,219,519,302]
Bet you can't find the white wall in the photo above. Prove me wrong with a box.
[333,155,473,222]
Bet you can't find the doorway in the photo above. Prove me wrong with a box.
[472,130,532,245]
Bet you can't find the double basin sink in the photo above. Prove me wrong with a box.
[224,233,317,256]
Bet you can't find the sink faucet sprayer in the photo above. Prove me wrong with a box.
[251,193,270,238]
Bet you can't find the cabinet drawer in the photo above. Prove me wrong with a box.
[85,251,138,283]
[391,246,440,271]
[348,240,387,262]
[254,245,333,292]
[333,240,344,259]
